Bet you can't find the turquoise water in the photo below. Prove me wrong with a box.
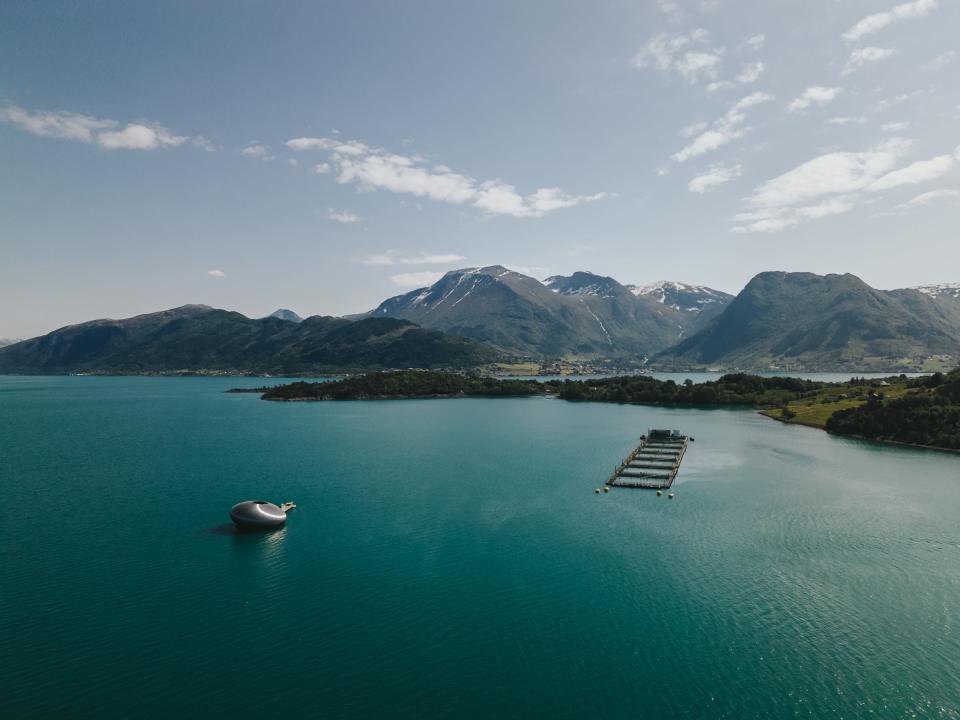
[2,376,959,719]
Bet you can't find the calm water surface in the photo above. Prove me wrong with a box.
[1,376,958,719]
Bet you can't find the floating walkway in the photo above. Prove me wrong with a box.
[606,429,689,490]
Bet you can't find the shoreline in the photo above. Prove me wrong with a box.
[759,410,960,455]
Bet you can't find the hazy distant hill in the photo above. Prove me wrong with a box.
[369,266,719,358]
[268,308,303,323]
[0,338,21,348]
[0,305,498,375]
[655,272,960,371]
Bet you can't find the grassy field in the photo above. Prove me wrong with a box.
[488,362,541,375]
[762,382,911,428]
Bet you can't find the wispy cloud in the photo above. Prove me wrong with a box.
[326,208,362,224]
[905,188,960,206]
[842,0,940,42]
[922,50,956,71]
[688,163,743,193]
[390,271,445,288]
[746,137,911,208]
[672,92,774,162]
[99,124,186,150]
[679,121,708,138]
[787,86,842,114]
[634,29,724,84]
[241,143,274,161]
[866,154,955,192]
[656,0,683,22]
[362,252,466,266]
[207,269,225,277]
[736,62,765,84]
[842,47,898,76]
[1,104,192,151]
[884,188,960,216]
[286,136,605,218]
[732,138,960,232]
[881,121,910,132]
[741,34,765,51]
[828,116,868,126]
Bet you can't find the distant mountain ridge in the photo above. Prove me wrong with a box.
[627,281,732,325]
[0,305,497,374]
[656,272,960,371]
[369,266,730,358]
[3,269,958,375]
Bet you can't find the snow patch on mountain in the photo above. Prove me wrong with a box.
[914,282,960,299]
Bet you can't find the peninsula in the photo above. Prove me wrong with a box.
[240,368,960,452]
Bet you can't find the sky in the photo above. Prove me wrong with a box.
[2,0,959,338]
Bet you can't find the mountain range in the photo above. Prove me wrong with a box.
[0,305,496,375]
[367,266,731,358]
[656,273,960,371]
[1,269,958,374]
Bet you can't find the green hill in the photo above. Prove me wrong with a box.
[655,272,960,371]
[0,306,499,375]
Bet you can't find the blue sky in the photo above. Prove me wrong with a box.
[2,0,959,338]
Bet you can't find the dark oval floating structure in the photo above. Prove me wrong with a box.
[229,500,295,529]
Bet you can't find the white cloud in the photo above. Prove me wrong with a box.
[390,271,445,288]
[241,143,274,160]
[922,50,956,71]
[673,129,742,162]
[732,196,858,233]
[875,92,923,112]
[732,138,960,232]
[207,269,225,277]
[843,0,940,42]
[736,62,765,84]
[192,136,217,152]
[285,137,337,151]
[741,34,765,51]
[326,208,362,224]
[688,163,743,193]
[881,121,910,132]
[313,162,331,174]
[906,188,960,206]
[634,29,724,84]
[746,137,911,208]
[731,92,775,112]
[672,92,773,162]
[98,123,187,150]
[842,47,898,76]
[0,105,114,142]
[787,86,842,113]
[656,0,683,21]
[706,81,734,92]
[1,104,191,151]
[675,52,724,82]
[679,121,708,138]
[866,154,955,191]
[362,252,467,266]
[828,116,868,125]
[287,135,605,218]
[885,188,960,216]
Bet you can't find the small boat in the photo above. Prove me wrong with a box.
[230,500,294,529]
[656,490,663,497]
[668,492,675,499]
